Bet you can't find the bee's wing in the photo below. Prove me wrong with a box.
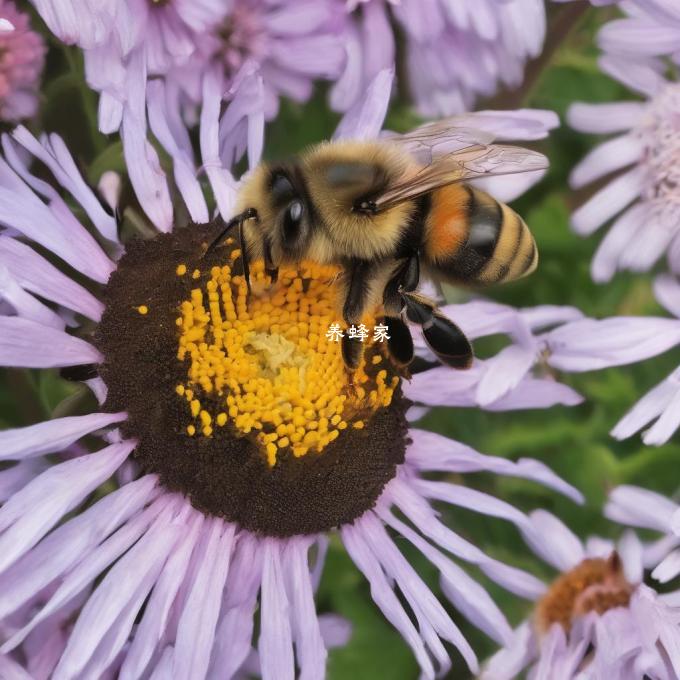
[372,143,548,212]
[383,124,496,165]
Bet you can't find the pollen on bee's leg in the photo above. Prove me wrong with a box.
[94,223,409,538]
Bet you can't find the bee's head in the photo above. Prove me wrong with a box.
[236,164,312,268]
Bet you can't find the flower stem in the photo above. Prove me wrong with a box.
[486,1,592,110]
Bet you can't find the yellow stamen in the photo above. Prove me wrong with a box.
[175,254,396,466]
[176,264,187,276]
[136,305,148,315]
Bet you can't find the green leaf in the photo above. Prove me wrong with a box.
[38,369,81,416]
[87,141,126,185]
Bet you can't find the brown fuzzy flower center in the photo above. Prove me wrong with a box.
[535,553,633,634]
[94,222,408,537]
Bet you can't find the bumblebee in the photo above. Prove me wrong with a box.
[208,121,545,370]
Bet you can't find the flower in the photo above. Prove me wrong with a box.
[598,1,680,62]
[408,299,586,410]
[606,485,680,583]
[406,293,680,417]
[567,46,680,280]
[334,0,546,116]
[28,0,346,234]
[184,0,346,119]
[0,71,586,677]
[483,510,680,679]
[33,0,346,134]
[0,1,45,121]
[611,275,680,445]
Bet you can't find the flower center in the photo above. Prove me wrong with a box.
[95,223,408,537]
[175,251,397,466]
[535,553,633,634]
[217,4,267,75]
[635,82,680,209]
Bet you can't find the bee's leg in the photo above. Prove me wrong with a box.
[400,290,473,369]
[341,334,363,398]
[341,334,364,370]
[337,259,375,386]
[378,253,420,371]
[342,259,375,326]
[382,315,414,374]
[204,214,240,254]
[263,238,278,284]
[383,252,420,314]
[237,213,251,294]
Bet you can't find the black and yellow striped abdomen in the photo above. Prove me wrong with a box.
[422,184,538,286]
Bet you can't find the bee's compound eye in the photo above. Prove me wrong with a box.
[289,200,303,222]
[282,199,305,245]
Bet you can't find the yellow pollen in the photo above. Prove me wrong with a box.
[192,269,201,280]
[175,253,397,466]
[176,264,187,276]
[136,305,149,315]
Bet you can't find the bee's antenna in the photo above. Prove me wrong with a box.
[237,212,251,294]
[204,208,258,257]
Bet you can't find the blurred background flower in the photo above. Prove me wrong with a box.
[0,1,45,121]
[336,0,546,116]
[568,54,680,281]
[566,0,680,281]
[484,510,680,679]
[611,276,680,446]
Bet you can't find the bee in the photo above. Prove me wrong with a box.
[207,121,546,371]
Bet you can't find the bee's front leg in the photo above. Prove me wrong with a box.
[341,259,375,327]
[338,259,376,396]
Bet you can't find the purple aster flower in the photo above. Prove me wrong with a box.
[181,1,346,119]
[611,275,680,445]
[0,71,587,678]
[598,1,680,62]
[606,485,680,584]
[23,0,113,48]
[335,0,546,116]
[79,0,345,133]
[407,299,586,410]
[483,510,680,679]
[30,0,346,233]
[567,48,680,280]
[0,1,45,122]
[409,293,680,418]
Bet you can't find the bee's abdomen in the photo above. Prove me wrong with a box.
[424,185,537,286]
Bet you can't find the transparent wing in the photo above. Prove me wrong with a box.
[372,143,548,211]
[382,122,497,165]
